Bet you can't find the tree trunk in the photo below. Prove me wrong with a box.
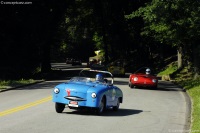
[177,46,183,69]
[193,44,200,79]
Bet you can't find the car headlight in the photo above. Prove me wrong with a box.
[54,88,60,94]
[133,77,138,81]
[91,92,96,98]
[152,79,157,83]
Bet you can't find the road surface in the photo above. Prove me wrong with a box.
[0,63,191,133]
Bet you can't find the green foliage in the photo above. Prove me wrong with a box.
[126,0,200,46]
[176,78,200,131]
[93,32,103,50]
[56,0,98,60]
[176,76,200,91]
[32,67,41,75]
[126,0,200,74]
[188,86,200,131]
[1,0,199,79]
[158,62,177,75]
[0,79,36,90]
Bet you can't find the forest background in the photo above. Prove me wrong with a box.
[0,0,199,80]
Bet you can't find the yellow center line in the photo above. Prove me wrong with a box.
[0,96,52,117]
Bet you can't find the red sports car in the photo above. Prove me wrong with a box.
[128,67,158,89]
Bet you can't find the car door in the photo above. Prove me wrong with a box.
[106,86,116,106]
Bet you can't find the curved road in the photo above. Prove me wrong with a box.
[0,63,191,133]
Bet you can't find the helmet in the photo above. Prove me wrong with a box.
[146,68,151,75]
[96,73,104,81]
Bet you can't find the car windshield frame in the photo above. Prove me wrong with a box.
[69,77,92,83]
[68,69,114,85]
[134,67,156,75]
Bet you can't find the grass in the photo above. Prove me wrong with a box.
[0,79,38,90]
[157,61,178,75]
[187,86,200,132]
[158,62,200,132]
[175,78,200,132]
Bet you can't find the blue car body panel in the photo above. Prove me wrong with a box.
[52,75,123,109]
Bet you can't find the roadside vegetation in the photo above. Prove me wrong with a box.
[158,62,200,132]
[0,79,38,90]
[175,75,200,132]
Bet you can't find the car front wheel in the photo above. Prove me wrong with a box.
[96,97,105,115]
[55,103,65,113]
[128,81,134,88]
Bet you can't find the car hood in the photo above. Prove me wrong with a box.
[133,73,157,78]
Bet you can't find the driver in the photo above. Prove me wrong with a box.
[146,68,151,75]
[95,73,104,82]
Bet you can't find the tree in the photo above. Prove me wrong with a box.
[126,0,200,77]
[0,0,69,78]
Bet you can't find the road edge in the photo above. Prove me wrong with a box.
[0,80,44,93]
[182,88,192,132]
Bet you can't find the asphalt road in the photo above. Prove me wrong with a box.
[0,63,191,133]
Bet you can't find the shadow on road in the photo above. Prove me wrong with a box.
[37,69,81,80]
[157,80,184,91]
[114,80,128,85]
[62,108,143,117]
[131,80,184,92]
[102,108,143,117]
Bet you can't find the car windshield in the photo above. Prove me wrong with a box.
[135,67,155,74]
[135,67,147,74]
[69,69,113,85]
[69,77,93,83]
[80,70,111,77]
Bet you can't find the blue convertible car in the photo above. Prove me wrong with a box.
[52,69,123,115]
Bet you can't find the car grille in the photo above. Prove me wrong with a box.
[64,96,86,101]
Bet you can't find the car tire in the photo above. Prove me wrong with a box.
[96,97,105,115]
[128,81,134,88]
[55,103,65,113]
[151,85,157,89]
[113,98,120,111]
